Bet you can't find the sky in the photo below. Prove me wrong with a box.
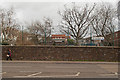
[0,0,119,34]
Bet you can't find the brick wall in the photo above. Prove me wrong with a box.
[2,46,119,61]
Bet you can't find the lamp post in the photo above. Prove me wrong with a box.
[90,26,92,45]
[0,26,2,44]
[21,26,23,45]
[45,27,46,45]
[113,27,114,46]
[67,26,69,46]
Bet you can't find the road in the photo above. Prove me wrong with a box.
[1,61,118,79]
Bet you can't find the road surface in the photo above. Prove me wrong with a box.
[2,61,118,78]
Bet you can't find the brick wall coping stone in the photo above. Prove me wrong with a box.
[1,45,120,49]
[2,61,118,64]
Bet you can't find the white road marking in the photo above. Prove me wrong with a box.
[27,72,42,77]
[14,75,75,78]
[46,66,86,69]
[115,72,118,75]
[14,72,80,78]
[3,66,31,67]
[75,72,80,76]
[20,71,37,72]
[100,72,118,76]
[100,74,117,76]
[0,72,6,74]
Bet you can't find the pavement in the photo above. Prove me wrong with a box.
[1,61,119,78]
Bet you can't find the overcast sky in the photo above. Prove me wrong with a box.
[0,0,118,34]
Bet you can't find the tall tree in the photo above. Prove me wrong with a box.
[58,3,96,45]
[28,17,52,45]
[0,7,20,45]
[91,4,117,46]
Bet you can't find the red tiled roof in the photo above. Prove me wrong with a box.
[51,34,66,37]
[51,34,71,39]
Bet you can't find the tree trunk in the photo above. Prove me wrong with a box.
[76,38,79,46]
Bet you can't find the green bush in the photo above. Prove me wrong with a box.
[0,42,9,45]
[67,39,75,45]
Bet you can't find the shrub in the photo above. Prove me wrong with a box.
[67,39,75,45]
[0,42,9,45]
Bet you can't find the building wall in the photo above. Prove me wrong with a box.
[2,46,119,61]
[104,31,120,46]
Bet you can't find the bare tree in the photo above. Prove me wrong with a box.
[58,3,96,45]
[28,17,52,44]
[91,4,117,46]
[27,21,43,45]
[0,7,20,45]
